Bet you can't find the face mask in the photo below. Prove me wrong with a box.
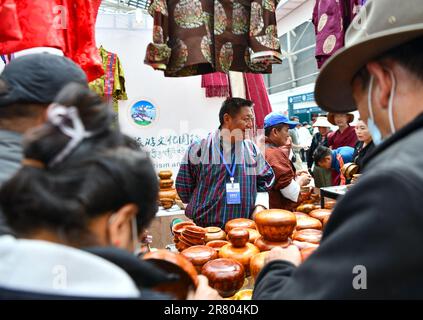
[367,69,397,146]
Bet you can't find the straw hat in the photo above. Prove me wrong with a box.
[314,0,423,113]
[312,116,332,128]
[327,112,354,126]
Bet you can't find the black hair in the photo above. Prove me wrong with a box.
[23,83,124,168]
[218,97,253,128]
[0,84,158,246]
[265,123,285,137]
[313,145,332,164]
[354,36,423,88]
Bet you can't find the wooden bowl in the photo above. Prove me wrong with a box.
[254,209,297,242]
[181,245,218,274]
[206,240,229,253]
[159,188,177,201]
[309,209,331,223]
[296,203,319,213]
[185,225,206,235]
[294,212,309,218]
[201,258,245,298]
[180,234,205,246]
[225,218,256,233]
[158,170,173,180]
[143,249,198,299]
[160,198,174,209]
[293,229,322,244]
[160,179,174,189]
[204,227,227,242]
[296,215,322,231]
[324,200,336,209]
[246,228,261,244]
[254,236,291,252]
[182,228,206,240]
[172,221,195,235]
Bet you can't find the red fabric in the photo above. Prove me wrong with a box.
[0,0,22,42]
[244,73,272,129]
[201,72,230,98]
[327,126,357,149]
[0,0,103,81]
[64,0,103,81]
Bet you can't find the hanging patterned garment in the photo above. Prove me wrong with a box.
[244,73,272,129]
[89,46,128,112]
[0,0,103,81]
[145,0,282,77]
[313,0,366,69]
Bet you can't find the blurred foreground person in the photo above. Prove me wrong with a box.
[0,84,219,300]
[253,0,423,299]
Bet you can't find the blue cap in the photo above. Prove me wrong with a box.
[264,112,299,129]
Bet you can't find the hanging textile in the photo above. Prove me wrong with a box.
[89,46,128,112]
[244,73,272,129]
[312,0,366,69]
[145,0,282,77]
[0,0,22,42]
[64,0,104,81]
[0,0,103,81]
[229,71,247,99]
[201,72,230,98]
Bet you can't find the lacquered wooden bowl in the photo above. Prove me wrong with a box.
[201,258,245,298]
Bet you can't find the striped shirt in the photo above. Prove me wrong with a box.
[176,130,275,228]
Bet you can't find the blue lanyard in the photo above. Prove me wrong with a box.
[217,146,237,181]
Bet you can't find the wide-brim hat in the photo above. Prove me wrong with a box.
[315,0,423,113]
[312,116,332,128]
[327,112,354,125]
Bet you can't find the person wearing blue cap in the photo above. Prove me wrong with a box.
[264,112,312,211]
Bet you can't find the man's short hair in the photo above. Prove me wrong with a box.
[354,36,423,88]
[313,145,332,164]
[219,98,253,127]
[265,123,285,137]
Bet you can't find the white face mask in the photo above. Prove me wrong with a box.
[367,69,397,145]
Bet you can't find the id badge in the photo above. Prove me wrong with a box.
[226,181,241,205]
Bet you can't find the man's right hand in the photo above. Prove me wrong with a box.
[297,174,311,186]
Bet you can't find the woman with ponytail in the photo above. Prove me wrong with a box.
[0,84,219,300]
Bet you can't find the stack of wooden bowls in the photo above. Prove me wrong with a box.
[158,170,177,209]
[172,221,195,252]
[180,226,207,247]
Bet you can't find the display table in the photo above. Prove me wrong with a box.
[320,185,348,208]
[149,205,190,249]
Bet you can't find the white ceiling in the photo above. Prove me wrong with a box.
[277,0,309,19]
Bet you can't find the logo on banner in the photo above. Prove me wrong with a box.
[130,100,157,127]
